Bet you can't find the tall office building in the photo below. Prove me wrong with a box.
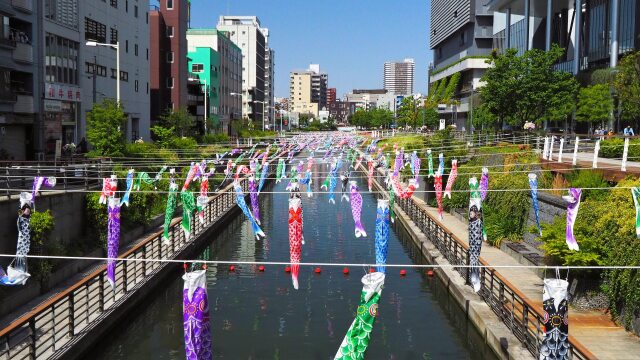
[326,88,337,106]
[216,16,268,125]
[149,0,189,125]
[309,64,328,110]
[187,28,243,134]
[429,0,494,129]
[264,28,275,128]
[0,0,41,159]
[383,59,415,95]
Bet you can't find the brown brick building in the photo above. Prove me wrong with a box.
[149,0,189,124]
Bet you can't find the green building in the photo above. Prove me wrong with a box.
[187,29,243,134]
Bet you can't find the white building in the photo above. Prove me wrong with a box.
[216,16,271,126]
[383,58,415,95]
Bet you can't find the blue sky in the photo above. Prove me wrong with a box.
[190,0,432,98]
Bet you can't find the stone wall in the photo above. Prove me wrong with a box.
[523,191,566,249]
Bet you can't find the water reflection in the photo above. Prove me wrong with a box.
[89,168,497,360]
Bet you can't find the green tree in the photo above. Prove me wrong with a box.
[369,108,394,128]
[86,99,126,157]
[479,45,578,128]
[396,97,422,128]
[151,125,176,149]
[614,51,640,122]
[349,109,371,128]
[160,106,195,137]
[576,84,613,127]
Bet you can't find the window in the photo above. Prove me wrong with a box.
[45,0,79,29]
[191,63,203,72]
[453,10,458,18]
[46,33,80,85]
[110,28,118,45]
[459,32,465,46]
[125,0,128,12]
[125,40,129,53]
[167,77,174,88]
[166,25,174,38]
[120,71,128,82]
[146,82,149,94]
[167,0,173,9]
[146,48,149,60]
[85,17,107,43]
[110,0,117,8]
[111,68,118,79]
[134,80,139,92]
[134,5,138,17]
[167,52,174,63]
[85,62,107,77]
[134,44,138,56]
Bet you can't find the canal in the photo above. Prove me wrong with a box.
[89,163,496,359]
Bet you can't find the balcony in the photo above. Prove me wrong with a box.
[13,94,33,113]
[474,26,493,39]
[11,0,32,13]
[13,42,32,63]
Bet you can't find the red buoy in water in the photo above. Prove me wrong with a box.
[229,265,236,272]
[258,265,265,272]
[314,267,322,274]
[369,268,375,273]
[285,266,291,273]
[427,270,434,277]
[343,267,349,275]
[400,269,407,276]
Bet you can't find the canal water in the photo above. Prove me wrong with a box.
[89,164,496,359]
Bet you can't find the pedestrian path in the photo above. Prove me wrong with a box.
[409,194,640,360]
[543,151,640,181]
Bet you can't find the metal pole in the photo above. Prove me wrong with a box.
[204,78,208,134]
[573,0,582,75]
[524,0,531,50]
[546,0,553,51]
[610,0,619,68]
[262,101,265,131]
[116,42,120,104]
[506,8,512,49]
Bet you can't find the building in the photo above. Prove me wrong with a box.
[488,0,639,73]
[216,16,268,126]
[309,64,328,109]
[429,0,494,129]
[346,89,389,111]
[326,87,336,106]
[328,100,351,124]
[289,70,318,117]
[187,29,242,134]
[0,0,40,159]
[264,28,275,129]
[81,0,151,143]
[149,0,189,126]
[384,58,415,94]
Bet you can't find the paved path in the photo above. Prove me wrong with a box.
[543,150,640,181]
[409,195,640,360]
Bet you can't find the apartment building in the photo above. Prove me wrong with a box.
[383,58,415,95]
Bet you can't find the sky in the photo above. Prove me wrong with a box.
[190,0,432,98]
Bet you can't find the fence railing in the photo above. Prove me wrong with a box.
[0,179,248,360]
[395,195,595,360]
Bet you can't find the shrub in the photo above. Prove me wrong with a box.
[599,138,625,158]
[201,133,230,144]
[29,210,56,283]
[125,142,158,159]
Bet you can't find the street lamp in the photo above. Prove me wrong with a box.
[86,41,120,104]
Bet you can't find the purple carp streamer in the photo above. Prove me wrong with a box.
[107,198,121,290]
[249,175,261,225]
[479,167,489,201]
[32,176,56,208]
[182,270,212,360]
[563,188,581,251]
[411,151,421,185]
[540,278,570,360]
[633,187,640,238]
[349,181,367,238]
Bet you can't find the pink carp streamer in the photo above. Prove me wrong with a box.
[288,195,303,289]
[349,181,367,238]
[392,178,417,199]
[197,175,209,224]
[99,176,118,204]
[182,163,198,191]
[435,172,444,220]
[444,159,458,199]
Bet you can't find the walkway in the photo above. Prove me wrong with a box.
[543,151,640,181]
[409,194,640,359]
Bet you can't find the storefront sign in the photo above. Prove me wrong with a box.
[44,99,63,112]
[45,83,81,102]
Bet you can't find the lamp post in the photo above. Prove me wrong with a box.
[86,41,120,104]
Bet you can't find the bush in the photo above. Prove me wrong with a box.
[125,143,158,159]
[565,170,610,200]
[201,133,230,144]
[29,210,56,283]
[599,138,625,158]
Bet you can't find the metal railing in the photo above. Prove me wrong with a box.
[0,179,248,359]
[394,195,595,360]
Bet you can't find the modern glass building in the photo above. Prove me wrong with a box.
[488,0,639,74]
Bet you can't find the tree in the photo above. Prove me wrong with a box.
[396,97,421,128]
[479,45,578,128]
[615,51,640,122]
[86,99,126,157]
[369,108,394,128]
[159,106,195,137]
[349,109,371,128]
[576,84,613,127]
